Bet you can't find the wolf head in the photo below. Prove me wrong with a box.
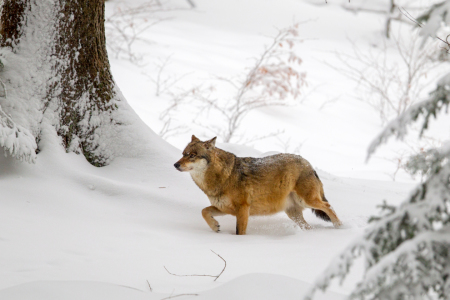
[174,135,217,172]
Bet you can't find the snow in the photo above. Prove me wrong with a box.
[0,274,344,300]
[107,0,448,182]
[420,1,450,38]
[0,0,444,299]
[0,108,37,163]
[0,133,414,299]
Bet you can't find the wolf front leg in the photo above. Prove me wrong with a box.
[202,206,225,233]
[235,204,250,235]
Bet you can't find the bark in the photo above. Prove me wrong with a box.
[0,1,27,49]
[0,0,119,166]
[51,1,116,166]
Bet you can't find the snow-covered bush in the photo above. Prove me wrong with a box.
[306,2,450,299]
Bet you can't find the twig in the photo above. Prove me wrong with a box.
[398,7,423,27]
[164,250,227,282]
[437,35,450,53]
[319,95,341,110]
[105,1,191,64]
[145,55,193,96]
[211,250,226,281]
[341,6,389,15]
[161,294,198,300]
[147,280,152,292]
[187,22,306,143]
[326,33,439,125]
[398,6,450,53]
[243,130,284,145]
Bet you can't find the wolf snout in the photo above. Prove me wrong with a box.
[174,162,181,170]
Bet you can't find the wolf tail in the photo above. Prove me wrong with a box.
[311,170,332,222]
[312,196,332,222]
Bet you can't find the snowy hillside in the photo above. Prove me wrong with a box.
[108,0,446,182]
[0,0,440,299]
[0,134,414,299]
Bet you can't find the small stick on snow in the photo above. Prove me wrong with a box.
[211,250,226,281]
[164,250,226,282]
[147,280,152,292]
[160,294,198,300]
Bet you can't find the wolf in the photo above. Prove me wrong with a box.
[174,135,342,235]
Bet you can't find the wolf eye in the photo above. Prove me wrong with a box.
[189,153,196,158]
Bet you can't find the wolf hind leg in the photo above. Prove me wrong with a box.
[202,206,225,233]
[285,193,312,230]
[295,186,342,228]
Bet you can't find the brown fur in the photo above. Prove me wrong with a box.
[174,135,342,235]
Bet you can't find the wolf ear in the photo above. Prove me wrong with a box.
[191,135,200,142]
[204,137,217,150]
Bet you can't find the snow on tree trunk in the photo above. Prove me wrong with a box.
[0,0,138,166]
[0,1,37,162]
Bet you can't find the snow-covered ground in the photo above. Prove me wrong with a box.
[1,0,443,299]
[0,133,414,299]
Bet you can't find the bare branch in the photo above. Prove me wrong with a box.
[144,55,193,96]
[186,22,307,143]
[436,35,450,53]
[398,6,423,27]
[105,1,190,64]
[341,6,388,15]
[240,130,285,145]
[157,88,195,139]
[340,2,431,38]
[327,33,440,125]
[152,22,308,144]
[210,250,226,282]
[319,95,341,110]
[275,135,307,154]
[164,250,227,282]
[398,7,450,53]
[160,294,198,300]
[147,280,152,292]
[164,266,217,279]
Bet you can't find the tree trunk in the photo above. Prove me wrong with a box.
[385,0,396,39]
[0,0,124,166]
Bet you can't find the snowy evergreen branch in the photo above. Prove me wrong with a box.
[306,160,450,300]
[308,3,450,299]
[416,2,450,39]
[367,73,450,159]
[0,106,37,163]
[351,228,450,300]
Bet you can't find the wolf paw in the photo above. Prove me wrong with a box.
[210,224,220,233]
[209,220,220,233]
[333,221,343,228]
[299,223,312,230]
